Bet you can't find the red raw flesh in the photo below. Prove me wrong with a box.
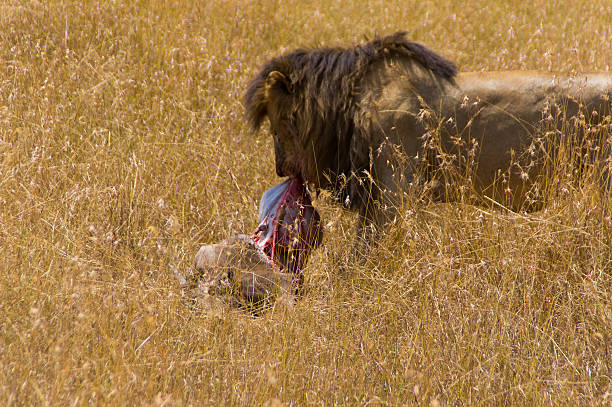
[251,178,320,275]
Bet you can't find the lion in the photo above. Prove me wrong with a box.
[245,31,612,248]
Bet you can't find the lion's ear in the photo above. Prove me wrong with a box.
[266,70,292,95]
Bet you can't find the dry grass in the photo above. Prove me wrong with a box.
[1,0,611,405]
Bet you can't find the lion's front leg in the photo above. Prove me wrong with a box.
[353,210,377,259]
[352,195,400,259]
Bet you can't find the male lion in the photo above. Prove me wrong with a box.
[246,32,612,248]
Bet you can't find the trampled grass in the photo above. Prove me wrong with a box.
[0,0,610,405]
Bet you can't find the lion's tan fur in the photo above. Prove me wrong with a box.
[361,65,612,211]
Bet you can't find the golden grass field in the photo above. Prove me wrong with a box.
[1,0,611,405]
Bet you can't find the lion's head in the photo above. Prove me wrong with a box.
[245,31,457,208]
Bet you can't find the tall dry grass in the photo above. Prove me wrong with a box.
[0,0,610,405]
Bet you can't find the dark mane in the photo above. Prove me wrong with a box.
[245,32,457,207]
[245,31,457,130]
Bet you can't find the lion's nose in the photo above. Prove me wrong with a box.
[273,137,286,177]
[275,159,285,177]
